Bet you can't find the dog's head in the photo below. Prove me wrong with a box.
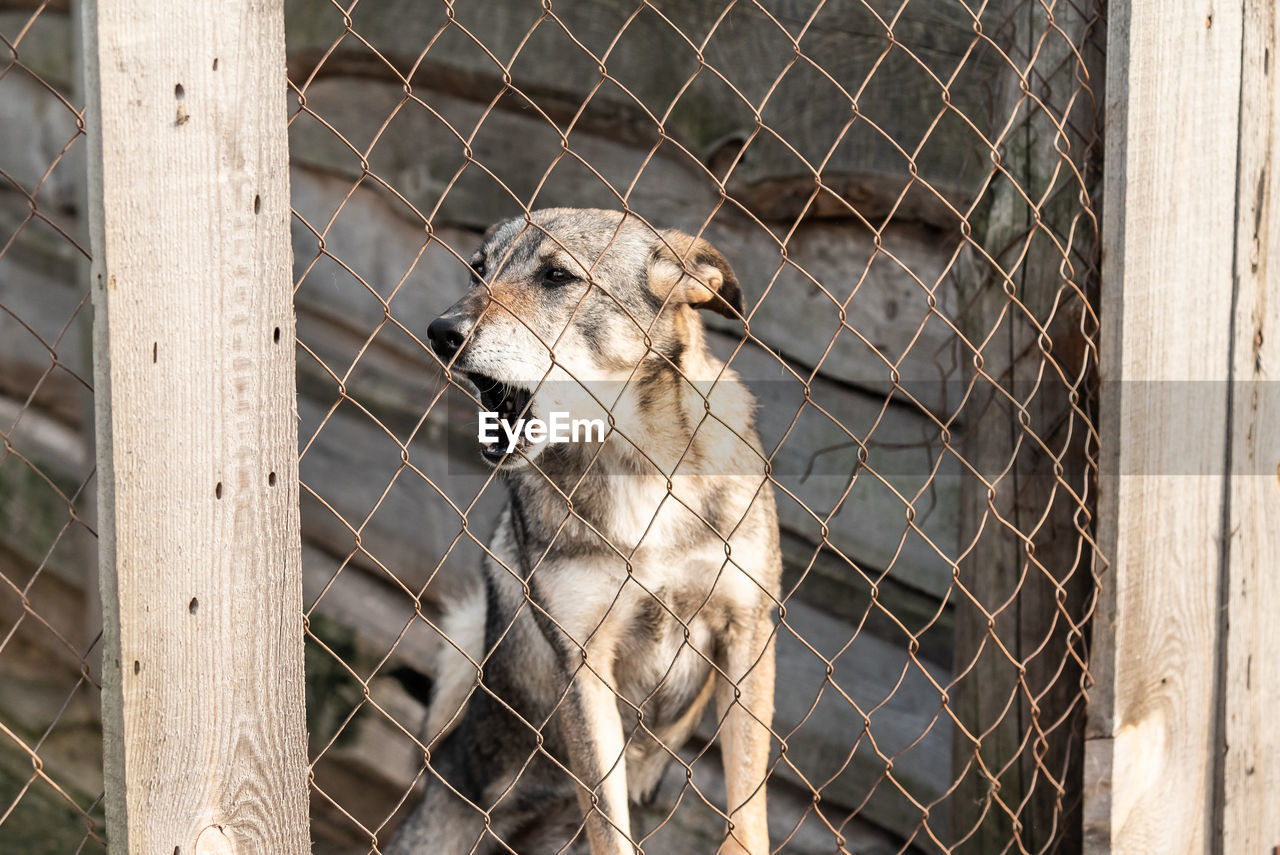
[427,208,742,468]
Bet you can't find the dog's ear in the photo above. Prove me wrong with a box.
[648,230,743,320]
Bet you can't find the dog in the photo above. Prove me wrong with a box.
[387,209,781,855]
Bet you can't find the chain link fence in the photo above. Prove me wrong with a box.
[0,1,105,852]
[285,1,1104,853]
[0,0,1104,851]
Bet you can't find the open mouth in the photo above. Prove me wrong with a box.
[464,372,534,462]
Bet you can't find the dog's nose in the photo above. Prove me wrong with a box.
[427,314,470,361]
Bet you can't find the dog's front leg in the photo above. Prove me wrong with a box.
[715,615,776,855]
[559,664,635,855]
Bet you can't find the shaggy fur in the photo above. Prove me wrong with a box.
[388,209,781,855]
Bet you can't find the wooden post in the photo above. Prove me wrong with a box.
[80,1,311,853]
[1087,0,1280,851]
[1220,0,1280,849]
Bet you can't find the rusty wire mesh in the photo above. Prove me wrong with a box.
[0,2,106,852]
[285,0,1105,853]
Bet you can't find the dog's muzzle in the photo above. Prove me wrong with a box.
[427,312,471,361]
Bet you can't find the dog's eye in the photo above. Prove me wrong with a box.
[542,267,575,285]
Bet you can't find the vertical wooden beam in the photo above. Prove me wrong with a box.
[950,3,1103,850]
[1221,1,1280,850]
[80,1,311,853]
[1089,0,1246,852]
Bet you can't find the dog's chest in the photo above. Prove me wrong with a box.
[585,474,702,549]
[533,546,734,697]
[614,587,719,718]
[534,538,743,642]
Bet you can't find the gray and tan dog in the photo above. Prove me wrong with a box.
[388,208,780,855]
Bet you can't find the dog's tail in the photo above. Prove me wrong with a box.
[421,580,487,746]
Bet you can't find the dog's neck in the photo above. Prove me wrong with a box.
[505,335,760,555]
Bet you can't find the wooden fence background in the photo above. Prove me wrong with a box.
[0,0,1276,853]
[2,0,1105,850]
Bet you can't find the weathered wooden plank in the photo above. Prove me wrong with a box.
[0,216,89,423]
[777,526,954,669]
[1083,4,1130,847]
[289,161,961,411]
[301,542,445,671]
[707,333,961,600]
[698,217,962,414]
[946,3,1103,850]
[286,77,719,232]
[695,598,951,843]
[0,548,91,673]
[0,8,89,423]
[295,390,501,605]
[0,65,84,208]
[1220,0,1280,848]
[0,619,105,855]
[630,745,905,855]
[283,0,1016,227]
[0,395,93,590]
[0,188,83,268]
[288,165,480,362]
[81,1,311,852]
[1089,1,1244,852]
